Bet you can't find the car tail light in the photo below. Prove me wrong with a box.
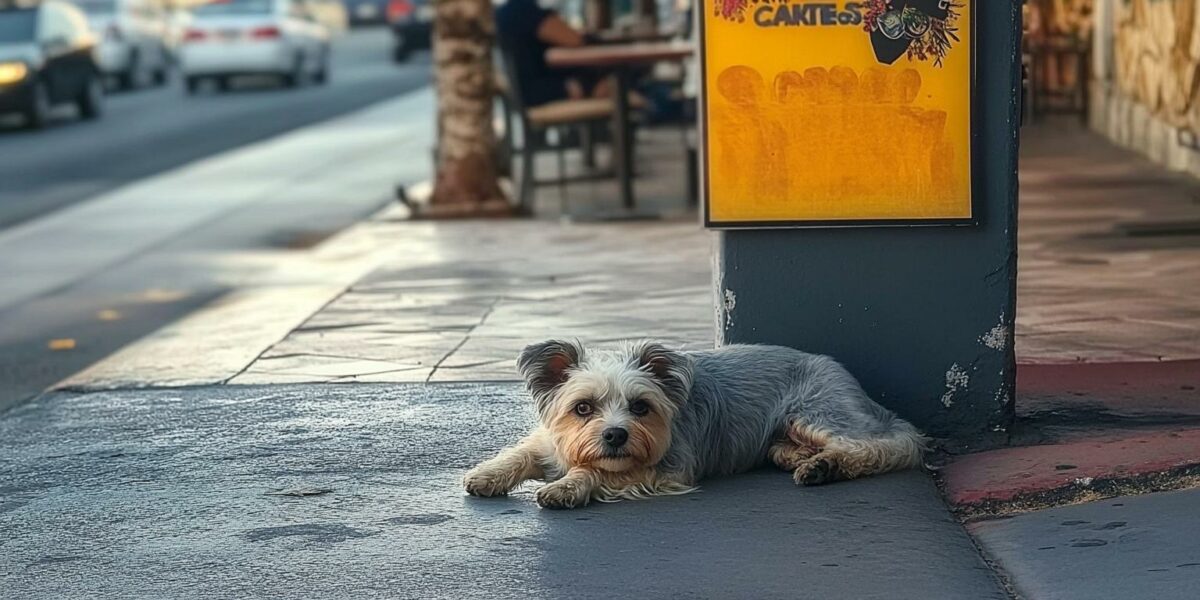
[387,0,413,22]
[105,24,123,41]
[250,26,281,39]
[183,28,207,42]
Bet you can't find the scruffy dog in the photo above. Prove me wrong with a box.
[464,340,927,509]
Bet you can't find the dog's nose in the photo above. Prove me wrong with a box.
[602,427,629,448]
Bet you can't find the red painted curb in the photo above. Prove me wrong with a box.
[941,428,1200,507]
[941,361,1200,512]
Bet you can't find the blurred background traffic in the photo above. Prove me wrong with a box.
[0,0,432,133]
[0,0,437,229]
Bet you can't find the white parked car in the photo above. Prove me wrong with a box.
[178,0,330,94]
[74,0,172,89]
[163,7,194,57]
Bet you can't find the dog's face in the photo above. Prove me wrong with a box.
[518,340,693,473]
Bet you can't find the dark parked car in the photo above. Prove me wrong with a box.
[0,1,104,128]
[386,0,430,62]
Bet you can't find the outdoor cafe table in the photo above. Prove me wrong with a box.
[545,41,694,214]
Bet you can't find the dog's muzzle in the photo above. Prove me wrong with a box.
[602,426,629,449]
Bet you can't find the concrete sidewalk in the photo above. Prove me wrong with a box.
[5,93,1200,598]
[968,487,1200,600]
[232,218,713,384]
[2,88,437,404]
[1017,120,1200,363]
[57,121,1200,391]
[0,384,1007,600]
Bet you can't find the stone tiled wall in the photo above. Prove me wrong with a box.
[1091,0,1200,176]
[1111,0,1196,128]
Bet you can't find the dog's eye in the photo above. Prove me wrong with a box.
[573,402,593,417]
[629,400,651,416]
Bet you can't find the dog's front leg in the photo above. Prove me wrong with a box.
[463,432,549,497]
[535,467,598,509]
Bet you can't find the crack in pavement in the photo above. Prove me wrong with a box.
[426,296,502,383]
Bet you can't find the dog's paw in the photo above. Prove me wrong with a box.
[536,479,590,509]
[793,457,834,486]
[463,467,513,497]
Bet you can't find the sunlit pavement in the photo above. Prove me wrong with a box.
[0,28,432,412]
[47,120,1200,394]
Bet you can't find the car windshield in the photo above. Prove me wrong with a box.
[193,0,274,17]
[0,9,37,43]
[75,0,117,15]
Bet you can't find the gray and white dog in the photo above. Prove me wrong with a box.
[464,340,927,509]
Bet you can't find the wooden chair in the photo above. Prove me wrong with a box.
[1025,34,1091,124]
[496,40,617,215]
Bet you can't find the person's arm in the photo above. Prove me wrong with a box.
[537,13,587,48]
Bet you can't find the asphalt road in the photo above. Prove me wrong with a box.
[0,28,431,229]
[0,28,431,411]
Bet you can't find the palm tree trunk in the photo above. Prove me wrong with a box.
[425,0,510,217]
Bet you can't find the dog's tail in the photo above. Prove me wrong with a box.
[825,418,929,477]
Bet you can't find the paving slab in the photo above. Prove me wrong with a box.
[1,384,1005,599]
[969,488,1200,600]
[1017,121,1200,364]
[234,220,716,385]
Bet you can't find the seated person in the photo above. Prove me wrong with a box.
[495,0,608,107]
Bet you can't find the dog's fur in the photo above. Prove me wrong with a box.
[463,340,927,509]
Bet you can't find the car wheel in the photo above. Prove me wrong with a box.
[117,51,141,90]
[24,81,51,129]
[154,45,171,85]
[314,48,330,85]
[392,34,409,63]
[282,55,303,88]
[184,75,201,95]
[22,81,51,129]
[77,73,104,119]
[216,75,232,92]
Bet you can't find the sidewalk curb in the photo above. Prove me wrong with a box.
[938,360,1200,520]
[941,452,1200,522]
[48,90,438,393]
[53,217,393,392]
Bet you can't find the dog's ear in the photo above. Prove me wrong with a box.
[629,342,693,406]
[517,339,584,410]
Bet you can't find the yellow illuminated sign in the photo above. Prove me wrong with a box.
[701,0,974,227]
